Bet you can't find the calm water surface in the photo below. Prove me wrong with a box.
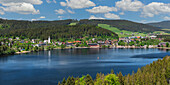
[0,48,170,85]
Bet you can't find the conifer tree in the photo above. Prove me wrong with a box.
[85,74,94,85]
[61,78,66,85]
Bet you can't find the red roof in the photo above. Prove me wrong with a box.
[73,41,81,43]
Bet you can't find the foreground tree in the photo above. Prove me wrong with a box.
[104,74,120,85]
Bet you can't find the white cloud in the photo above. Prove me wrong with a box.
[31,16,46,21]
[31,19,37,21]
[141,2,170,17]
[58,16,63,20]
[89,15,105,20]
[119,12,124,15]
[0,0,42,15]
[67,9,75,14]
[2,3,40,14]
[55,9,66,14]
[46,0,56,3]
[40,16,45,19]
[46,0,51,3]
[104,13,120,19]
[164,16,170,20]
[60,2,67,6]
[116,0,143,12]
[86,6,117,14]
[60,0,95,9]
[0,0,43,6]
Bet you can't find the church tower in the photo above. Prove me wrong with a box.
[48,36,51,43]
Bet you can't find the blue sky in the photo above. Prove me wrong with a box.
[0,0,170,23]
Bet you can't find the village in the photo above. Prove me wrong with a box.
[0,34,170,55]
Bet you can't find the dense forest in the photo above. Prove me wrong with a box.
[0,24,118,40]
[58,56,170,85]
[78,19,161,32]
[0,19,120,40]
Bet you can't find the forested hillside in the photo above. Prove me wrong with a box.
[0,19,161,35]
[59,56,170,85]
[78,19,161,32]
[148,21,170,29]
[0,23,118,40]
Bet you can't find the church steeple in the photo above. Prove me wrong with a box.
[48,36,51,43]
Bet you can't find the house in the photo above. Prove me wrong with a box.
[32,39,40,43]
[150,35,157,39]
[105,40,111,46]
[88,43,99,48]
[16,37,20,40]
[66,42,74,47]
[113,39,118,42]
[92,38,95,41]
[9,38,13,41]
[97,41,105,45]
[56,42,62,45]
[73,41,81,44]
[44,40,48,43]
[137,36,141,39]
[119,37,130,42]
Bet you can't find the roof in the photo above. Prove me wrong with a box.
[73,41,81,43]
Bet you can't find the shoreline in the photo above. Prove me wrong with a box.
[1,47,168,56]
[14,47,170,55]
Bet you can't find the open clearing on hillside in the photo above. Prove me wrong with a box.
[98,24,147,37]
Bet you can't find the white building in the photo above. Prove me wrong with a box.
[48,36,51,43]
[150,35,157,39]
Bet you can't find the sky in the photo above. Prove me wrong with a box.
[0,0,170,23]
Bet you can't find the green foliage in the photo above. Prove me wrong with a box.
[123,56,170,85]
[66,76,75,85]
[85,74,94,85]
[0,45,15,56]
[118,40,125,46]
[104,74,120,85]
[61,44,66,49]
[166,42,169,47]
[61,78,66,85]
[75,76,86,85]
[129,41,135,46]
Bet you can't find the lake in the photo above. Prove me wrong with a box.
[0,48,170,85]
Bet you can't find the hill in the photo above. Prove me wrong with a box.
[0,19,118,40]
[78,19,161,33]
[148,21,170,29]
[0,18,164,39]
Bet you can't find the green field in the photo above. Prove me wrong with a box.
[98,24,147,37]
[69,22,77,25]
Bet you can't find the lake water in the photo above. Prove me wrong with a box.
[0,48,170,85]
